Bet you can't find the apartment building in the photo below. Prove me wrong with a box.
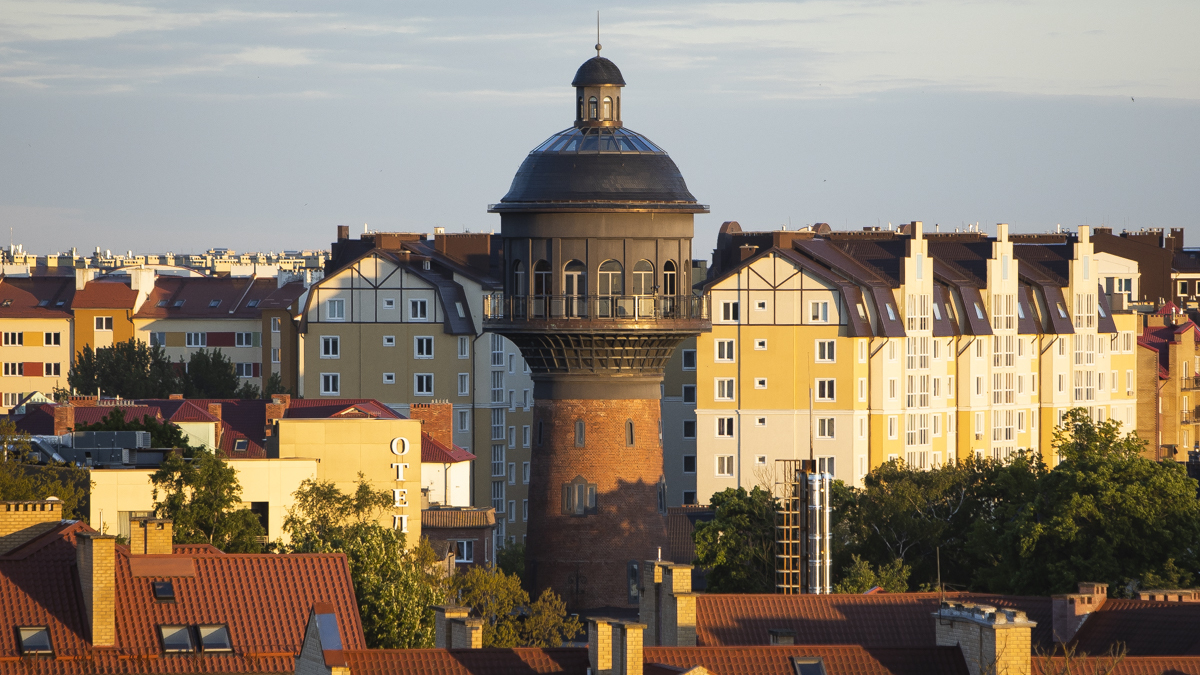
[133,276,304,394]
[1138,309,1200,460]
[687,222,1138,504]
[300,227,534,550]
[0,278,74,412]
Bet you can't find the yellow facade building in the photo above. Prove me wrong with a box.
[684,222,1139,504]
[0,278,75,412]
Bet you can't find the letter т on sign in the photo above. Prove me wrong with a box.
[390,437,410,533]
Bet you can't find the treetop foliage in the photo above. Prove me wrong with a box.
[451,567,581,648]
[68,339,264,401]
[75,407,190,449]
[0,420,91,520]
[150,445,264,553]
[693,486,777,593]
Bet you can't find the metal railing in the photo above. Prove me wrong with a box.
[1185,376,1200,390]
[484,294,709,322]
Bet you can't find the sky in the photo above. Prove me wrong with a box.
[1,0,1198,257]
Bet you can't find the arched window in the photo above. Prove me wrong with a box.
[663,260,678,296]
[602,97,613,120]
[625,419,635,446]
[633,260,654,296]
[578,96,585,119]
[598,260,624,296]
[512,260,526,296]
[575,419,586,447]
[533,260,551,296]
[588,96,598,120]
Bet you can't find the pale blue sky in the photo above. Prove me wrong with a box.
[2,1,1198,256]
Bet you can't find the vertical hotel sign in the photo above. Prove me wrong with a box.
[391,437,410,532]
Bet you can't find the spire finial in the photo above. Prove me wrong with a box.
[595,11,601,56]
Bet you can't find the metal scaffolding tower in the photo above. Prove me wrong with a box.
[774,459,832,594]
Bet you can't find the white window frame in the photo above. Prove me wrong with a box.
[720,301,739,323]
[414,373,434,396]
[754,378,767,389]
[716,417,735,438]
[816,417,835,439]
[414,336,434,359]
[271,317,281,333]
[383,372,396,384]
[321,335,340,359]
[383,335,396,347]
[458,336,470,359]
[715,339,735,362]
[383,298,396,310]
[326,298,345,322]
[320,373,340,396]
[271,348,281,364]
[716,455,735,477]
[186,332,206,347]
[458,373,470,396]
[809,300,830,323]
[815,378,836,401]
[815,340,835,362]
[715,378,736,401]
[409,298,428,321]
[754,339,767,350]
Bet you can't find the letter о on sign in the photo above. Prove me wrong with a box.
[390,437,410,456]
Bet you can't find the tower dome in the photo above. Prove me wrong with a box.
[490,54,706,213]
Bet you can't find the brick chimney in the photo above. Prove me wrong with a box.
[738,244,758,261]
[614,621,646,675]
[169,393,184,400]
[1051,582,1108,643]
[432,605,470,649]
[128,518,173,555]
[589,618,613,673]
[207,403,222,420]
[660,564,697,647]
[449,618,483,649]
[0,499,64,555]
[53,404,75,436]
[409,402,453,448]
[77,532,117,647]
[934,602,1036,675]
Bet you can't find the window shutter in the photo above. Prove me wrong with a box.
[252,363,261,377]
[252,332,261,347]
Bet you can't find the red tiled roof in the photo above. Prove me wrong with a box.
[283,399,400,419]
[422,434,475,464]
[1156,301,1182,315]
[73,405,165,428]
[72,279,137,309]
[1035,656,1200,674]
[1071,599,1200,655]
[340,647,589,675]
[644,645,970,675]
[0,521,364,673]
[421,508,496,530]
[0,277,74,319]
[667,506,713,565]
[695,593,1053,650]
[135,277,304,320]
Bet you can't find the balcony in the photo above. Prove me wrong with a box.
[1184,376,1200,391]
[1184,409,1198,425]
[484,293,709,325]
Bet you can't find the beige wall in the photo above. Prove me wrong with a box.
[273,417,425,542]
[0,317,73,412]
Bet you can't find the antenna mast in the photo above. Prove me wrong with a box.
[595,11,602,56]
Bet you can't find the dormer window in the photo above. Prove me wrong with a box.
[159,625,194,653]
[588,96,598,120]
[157,300,167,307]
[173,300,184,307]
[37,300,49,307]
[209,299,221,308]
[18,627,52,656]
[233,439,249,452]
[198,625,232,653]
[246,299,259,307]
[152,581,176,602]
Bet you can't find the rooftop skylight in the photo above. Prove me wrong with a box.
[198,625,232,653]
[152,581,175,602]
[159,625,193,654]
[18,627,52,656]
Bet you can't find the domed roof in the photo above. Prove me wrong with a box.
[572,56,625,87]
[491,127,704,212]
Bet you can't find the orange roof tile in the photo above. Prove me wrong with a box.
[644,645,970,675]
[0,277,74,319]
[341,647,589,675]
[421,508,496,530]
[421,434,475,464]
[1070,599,1200,655]
[0,521,363,674]
[72,280,137,309]
[135,278,303,320]
[695,593,1053,649]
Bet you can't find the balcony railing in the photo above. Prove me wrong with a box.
[1184,376,1200,390]
[1184,410,1197,425]
[484,294,709,323]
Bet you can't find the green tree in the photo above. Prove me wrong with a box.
[451,566,581,648]
[0,420,91,520]
[833,555,911,593]
[182,349,240,398]
[975,409,1200,595]
[68,339,180,399]
[497,541,526,580]
[150,446,264,552]
[74,406,190,448]
[283,477,447,649]
[693,486,777,593]
[263,371,291,397]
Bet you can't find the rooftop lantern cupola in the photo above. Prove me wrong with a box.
[573,44,624,128]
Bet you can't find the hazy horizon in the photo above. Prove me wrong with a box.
[2,1,1198,257]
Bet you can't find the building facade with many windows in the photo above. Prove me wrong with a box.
[0,278,75,412]
[685,222,1139,505]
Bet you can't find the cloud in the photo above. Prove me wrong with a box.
[224,46,314,67]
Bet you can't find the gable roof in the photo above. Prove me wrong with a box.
[422,433,475,464]
[340,647,589,675]
[0,277,75,319]
[135,277,303,320]
[421,508,496,530]
[1070,599,1200,656]
[72,279,137,309]
[0,521,364,674]
[644,645,970,675]
[695,593,1053,650]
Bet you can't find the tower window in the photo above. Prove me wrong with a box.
[562,476,597,515]
[625,419,635,446]
[602,96,613,120]
[588,96,598,120]
[575,419,585,447]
